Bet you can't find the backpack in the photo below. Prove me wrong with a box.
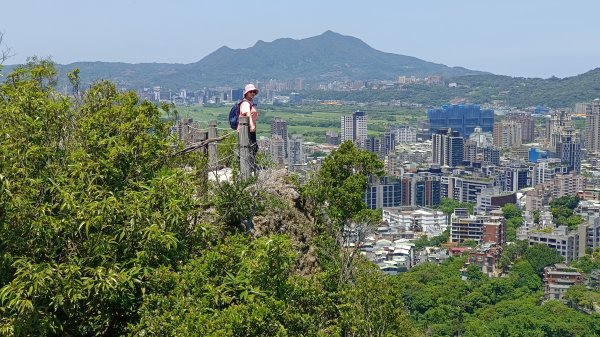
[228,99,252,130]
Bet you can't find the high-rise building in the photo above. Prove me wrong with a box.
[528,148,549,163]
[586,99,600,155]
[493,121,522,148]
[340,111,367,145]
[380,131,396,158]
[529,160,569,186]
[231,88,244,101]
[441,176,494,204]
[382,207,448,237]
[427,104,494,138]
[482,146,500,166]
[288,134,305,166]
[546,110,573,152]
[463,140,478,163]
[505,112,535,142]
[269,135,286,166]
[399,173,441,207]
[432,129,464,167]
[553,172,586,197]
[364,174,441,209]
[364,136,381,155]
[543,264,584,300]
[557,132,582,174]
[528,225,586,263]
[502,163,530,192]
[270,118,289,159]
[364,176,402,209]
[476,187,517,214]
[294,78,303,91]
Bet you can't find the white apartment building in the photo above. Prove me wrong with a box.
[528,225,586,263]
[382,207,448,238]
[340,111,367,144]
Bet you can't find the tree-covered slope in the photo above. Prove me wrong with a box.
[301,68,600,108]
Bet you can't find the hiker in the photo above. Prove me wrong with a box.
[240,83,259,167]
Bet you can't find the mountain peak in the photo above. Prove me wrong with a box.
[321,30,340,36]
[190,32,486,85]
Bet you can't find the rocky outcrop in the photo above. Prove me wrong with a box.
[250,169,319,275]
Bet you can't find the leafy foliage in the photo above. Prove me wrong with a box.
[550,196,582,230]
[414,229,450,250]
[0,62,420,336]
[502,203,523,241]
[303,141,383,232]
[436,197,474,215]
[524,244,565,275]
[0,61,206,335]
[395,253,600,337]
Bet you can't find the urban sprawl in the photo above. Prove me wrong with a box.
[170,78,600,302]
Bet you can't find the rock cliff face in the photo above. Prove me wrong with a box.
[251,169,319,275]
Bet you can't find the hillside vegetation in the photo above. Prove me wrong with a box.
[301,68,600,108]
[1,62,599,336]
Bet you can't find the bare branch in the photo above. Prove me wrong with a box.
[0,31,14,65]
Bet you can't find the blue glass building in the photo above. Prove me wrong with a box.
[528,148,548,163]
[427,104,494,138]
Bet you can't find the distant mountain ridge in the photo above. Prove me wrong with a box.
[3,31,488,89]
[3,31,599,107]
[178,30,488,87]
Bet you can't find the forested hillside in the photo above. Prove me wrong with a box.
[301,68,600,108]
[0,61,599,336]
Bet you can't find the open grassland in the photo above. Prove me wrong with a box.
[173,104,427,143]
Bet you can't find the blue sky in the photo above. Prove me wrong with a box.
[2,0,599,78]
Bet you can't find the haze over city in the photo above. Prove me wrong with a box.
[2,0,599,78]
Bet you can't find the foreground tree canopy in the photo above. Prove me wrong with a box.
[0,61,598,337]
[0,61,420,336]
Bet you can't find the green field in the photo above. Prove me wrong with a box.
[172,104,427,143]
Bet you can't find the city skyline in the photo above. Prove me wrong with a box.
[1,0,600,78]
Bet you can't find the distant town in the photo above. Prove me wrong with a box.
[170,77,600,302]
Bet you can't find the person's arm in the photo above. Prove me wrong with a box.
[240,101,255,131]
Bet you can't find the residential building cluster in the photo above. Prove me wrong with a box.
[344,100,600,291]
[168,94,600,294]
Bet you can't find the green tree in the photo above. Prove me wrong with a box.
[304,141,383,231]
[498,240,529,270]
[340,260,423,337]
[429,229,450,246]
[462,298,600,337]
[437,197,474,215]
[550,195,580,210]
[502,203,523,242]
[523,244,565,275]
[532,209,540,224]
[302,141,383,288]
[564,285,600,312]
[0,61,205,335]
[501,203,521,220]
[462,239,478,248]
[465,264,486,284]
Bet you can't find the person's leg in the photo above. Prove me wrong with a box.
[249,132,258,170]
